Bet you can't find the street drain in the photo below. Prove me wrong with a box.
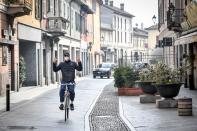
[7,126,37,130]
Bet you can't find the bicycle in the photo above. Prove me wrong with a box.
[60,82,75,122]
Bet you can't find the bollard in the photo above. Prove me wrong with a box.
[6,84,10,111]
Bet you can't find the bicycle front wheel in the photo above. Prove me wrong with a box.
[64,95,70,121]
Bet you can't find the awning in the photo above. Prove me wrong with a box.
[175,32,197,45]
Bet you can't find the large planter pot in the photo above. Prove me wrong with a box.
[156,83,182,98]
[118,87,143,96]
[138,82,157,95]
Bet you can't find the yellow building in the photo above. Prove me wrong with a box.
[0,0,43,94]
[86,0,103,72]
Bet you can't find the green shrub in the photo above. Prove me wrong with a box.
[113,66,137,88]
[19,56,26,85]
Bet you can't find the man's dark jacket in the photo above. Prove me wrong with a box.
[53,60,82,83]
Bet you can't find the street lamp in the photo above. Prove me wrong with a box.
[152,15,156,25]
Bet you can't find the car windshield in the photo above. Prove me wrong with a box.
[101,64,111,68]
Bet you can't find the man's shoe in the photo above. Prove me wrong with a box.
[70,104,74,111]
[59,104,64,110]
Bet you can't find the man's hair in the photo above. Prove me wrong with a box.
[64,52,70,57]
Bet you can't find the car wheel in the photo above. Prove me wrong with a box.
[100,76,103,79]
[93,75,96,79]
[107,75,110,79]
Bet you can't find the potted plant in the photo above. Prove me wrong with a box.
[137,66,157,95]
[19,56,26,88]
[114,66,142,96]
[154,62,182,99]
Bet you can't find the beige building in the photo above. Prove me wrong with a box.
[145,24,162,63]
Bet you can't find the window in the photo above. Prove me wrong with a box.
[129,19,132,30]
[54,0,56,15]
[118,31,119,42]
[67,6,70,18]
[35,0,41,19]
[81,16,86,34]
[114,16,116,28]
[75,12,81,31]
[125,32,127,43]
[121,32,122,43]
[64,3,66,17]
[120,18,122,29]
[115,31,116,42]
[47,0,50,12]
[71,10,74,29]
[118,17,119,29]
[125,19,127,30]
[92,0,96,11]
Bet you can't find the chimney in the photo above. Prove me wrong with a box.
[109,1,113,7]
[105,0,108,5]
[120,3,124,10]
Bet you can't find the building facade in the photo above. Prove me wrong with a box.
[158,0,197,90]
[101,0,134,66]
[132,27,149,63]
[145,24,162,63]
[0,0,103,96]
[0,0,35,95]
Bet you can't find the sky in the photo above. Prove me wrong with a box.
[113,0,158,28]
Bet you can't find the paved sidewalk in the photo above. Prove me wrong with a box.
[120,87,197,131]
[0,76,88,113]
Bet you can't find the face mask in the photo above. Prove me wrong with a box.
[65,57,70,61]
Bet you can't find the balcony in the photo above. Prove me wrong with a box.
[46,17,69,36]
[5,0,32,15]
[167,9,185,32]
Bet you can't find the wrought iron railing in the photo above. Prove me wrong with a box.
[167,9,185,31]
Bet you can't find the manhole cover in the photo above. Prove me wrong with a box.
[7,126,37,130]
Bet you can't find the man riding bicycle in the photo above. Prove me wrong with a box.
[53,52,82,111]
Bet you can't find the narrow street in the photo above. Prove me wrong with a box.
[0,77,114,131]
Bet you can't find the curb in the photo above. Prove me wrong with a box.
[84,86,105,131]
[119,97,137,131]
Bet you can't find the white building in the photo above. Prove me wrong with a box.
[101,0,134,66]
[132,27,149,63]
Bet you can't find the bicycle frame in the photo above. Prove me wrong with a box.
[60,82,75,121]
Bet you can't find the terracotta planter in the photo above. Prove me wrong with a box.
[118,87,143,96]
[156,83,182,99]
[138,82,157,95]
[118,88,125,96]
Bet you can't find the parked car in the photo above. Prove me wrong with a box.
[93,63,113,79]
[132,62,149,72]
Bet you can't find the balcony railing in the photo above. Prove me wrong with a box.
[6,0,32,15]
[167,9,185,32]
[46,17,69,36]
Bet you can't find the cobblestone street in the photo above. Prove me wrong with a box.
[89,83,130,131]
